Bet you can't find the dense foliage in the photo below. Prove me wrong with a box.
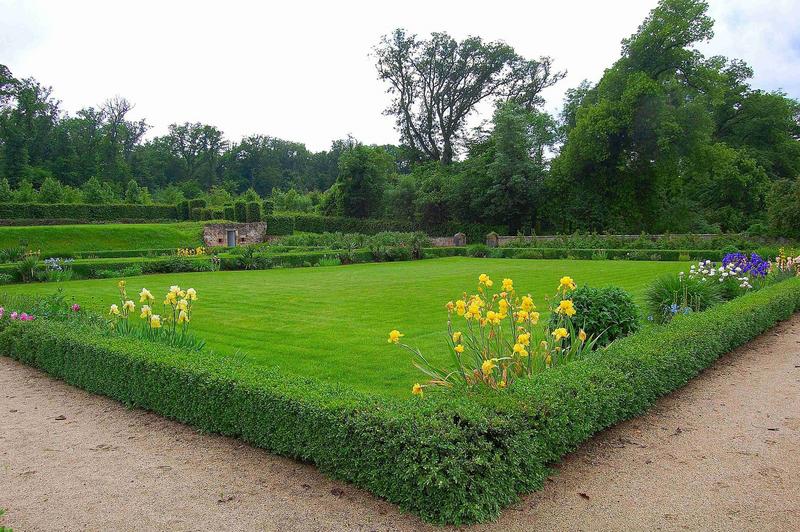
[548,285,640,346]
[1,0,798,236]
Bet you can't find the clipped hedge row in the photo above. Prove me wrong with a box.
[0,203,179,221]
[425,247,724,261]
[261,214,504,241]
[1,278,798,524]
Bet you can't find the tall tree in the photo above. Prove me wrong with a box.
[334,144,394,217]
[375,30,563,164]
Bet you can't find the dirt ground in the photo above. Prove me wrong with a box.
[1,315,800,532]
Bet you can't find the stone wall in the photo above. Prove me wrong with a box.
[488,233,728,247]
[429,233,467,247]
[203,222,267,247]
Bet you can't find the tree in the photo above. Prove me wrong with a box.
[14,178,37,202]
[124,179,143,203]
[0,178,12,202]
[166,122,227,188]
[38,176,65,203]
[335,144,394,217]
[375,29,564,164]
[82,176,111,204]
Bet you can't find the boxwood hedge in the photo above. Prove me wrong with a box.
[0,203,179,221]
[1,277,798,524]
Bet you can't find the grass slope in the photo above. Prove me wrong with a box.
[0,257,685,396]
[0,222,204,254]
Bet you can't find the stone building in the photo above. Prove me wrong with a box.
[203,222,267,247]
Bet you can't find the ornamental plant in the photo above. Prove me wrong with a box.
[109,280,202,349]
[177,246,206,257]
[770,248,800,281]
[388,274,599,395]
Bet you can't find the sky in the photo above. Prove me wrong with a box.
[1,0,799,152]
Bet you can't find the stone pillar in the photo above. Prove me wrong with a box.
[486,232,499,248]
[453,232,466,247]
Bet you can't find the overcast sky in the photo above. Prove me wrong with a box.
[1,0,799,152]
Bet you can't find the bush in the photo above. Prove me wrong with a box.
[549,285,639,347]
[0,203,179,221]
[223,205,235,221]
[1,278,798,525]
[467,244,490,258]
[246,201,262,222]
[262,199,275,215]
[177,201,190,220]
[234,201,247,223]
[140,256,215,274]
[645,273,723,323]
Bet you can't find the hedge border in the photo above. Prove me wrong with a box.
[1,277,798,524]
[0,203,179,221]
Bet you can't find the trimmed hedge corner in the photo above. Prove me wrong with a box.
[1,278,799,524]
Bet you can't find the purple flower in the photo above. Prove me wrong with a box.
[71,303,81,312]
[10,311,18,320]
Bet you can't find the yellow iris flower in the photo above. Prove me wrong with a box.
[387,329,404,343]
[557,299,576,317]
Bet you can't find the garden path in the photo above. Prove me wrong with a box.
[1,315,799,531]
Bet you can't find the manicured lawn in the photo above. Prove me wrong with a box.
[0,222,204,254]
[0,257,685,396]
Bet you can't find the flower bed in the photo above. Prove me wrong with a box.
[1,277,799,524]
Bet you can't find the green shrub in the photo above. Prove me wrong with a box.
[645,273,723,323]
[262,199,275,215]
[140,256,215,274]
[223,205,235,221]
[549,285,639,347]
[234,201,247,223]
[177,200,190,220]
[246,201,262,222]
[0,278,798,525]
[467,244,490,257]
[0,273,13,285]
[513,249,543,259]
[0,203,179,221]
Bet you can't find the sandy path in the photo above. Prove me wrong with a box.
[1,316,800,532]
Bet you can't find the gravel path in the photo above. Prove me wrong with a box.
[2,315,800,531]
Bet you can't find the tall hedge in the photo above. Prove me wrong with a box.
[177,201,190,220]
[1,278,798,524]
[245,201,262,222]
[223,205,235,221]
[0,203,179,221]
[234,201,247,223]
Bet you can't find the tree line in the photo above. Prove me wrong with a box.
[1,0,798,236]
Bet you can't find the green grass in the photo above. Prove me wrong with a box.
[0,222,204,255]
[0,257,686,396]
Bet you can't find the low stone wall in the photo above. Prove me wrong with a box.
[429,233,467,247]
[203,222,267,247]
[487,233,730,247]
[429,233,466,247]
